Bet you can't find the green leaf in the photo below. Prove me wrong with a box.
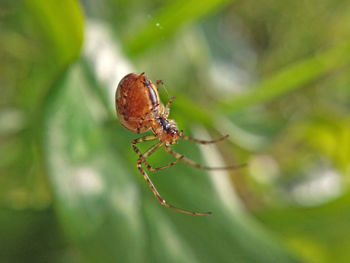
[218,41,350,113]
[24,0,84,62]
[255,192,350,263]
[43,61,302,263]
[0,0,84,211]
[125,0,232,55]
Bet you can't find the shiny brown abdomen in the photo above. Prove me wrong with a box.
[116,73,161,133]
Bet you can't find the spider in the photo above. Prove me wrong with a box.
[116,73,243,215]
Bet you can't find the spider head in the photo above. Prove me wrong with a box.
[155,117,182,145]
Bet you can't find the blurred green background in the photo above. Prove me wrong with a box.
[1,0,350,262]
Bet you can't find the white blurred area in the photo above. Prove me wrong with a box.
[192,126,245,214]
[48,21,140,213]
[290,168,344,207]
[84,20,135,111]
[72,166,105,196]
[249,154,280,184]
[249,154,344,207]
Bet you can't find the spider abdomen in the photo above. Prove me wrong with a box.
[116,73,162,133]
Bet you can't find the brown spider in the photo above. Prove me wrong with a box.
[115,73,243,215]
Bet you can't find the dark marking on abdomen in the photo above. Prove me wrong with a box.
[145,79,158,106]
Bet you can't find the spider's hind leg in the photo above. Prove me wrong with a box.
[164,145,245,171]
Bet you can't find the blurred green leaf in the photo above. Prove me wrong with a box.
[218,41,350,113]
[44,63,147,262]
[305,117,350,173]
[255,192,350,263]
[125,0,232,55]
[24,0,84,62]
[0,208,71,263]
[0,0,84,210]
[43,61,302,263]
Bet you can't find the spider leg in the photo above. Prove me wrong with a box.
[131,135,158,144]
[164,146,246,170]
[156,79,164,86]
[136,159,211,215]
[131,135,159,165]
[132,140,184,171]
[142,142,184,171]
[164,96,175,117]
[131,136,210,215]
[181,134,229,144]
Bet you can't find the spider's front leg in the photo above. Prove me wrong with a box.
[164,145,246,170]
